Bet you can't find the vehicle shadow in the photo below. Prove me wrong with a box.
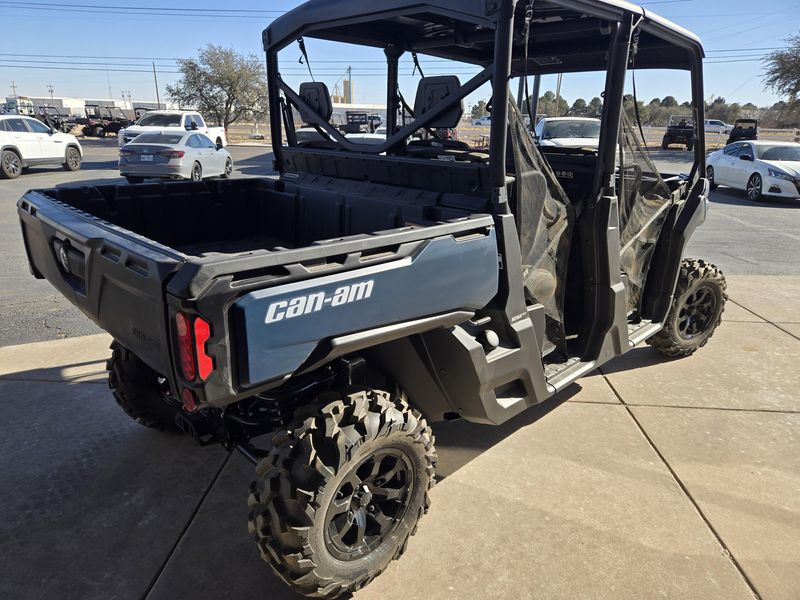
[233,150,276,177]
[710,187,800,209]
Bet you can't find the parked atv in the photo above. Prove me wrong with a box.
[662,114,696,150]
[726,118,758,145]
[17,1,725,597]
[36,106,73,134]
[77,104,132,137]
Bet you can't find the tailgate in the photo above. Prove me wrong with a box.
[18,191,183,374]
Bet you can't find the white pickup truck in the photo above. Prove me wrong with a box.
[119,110,227,148]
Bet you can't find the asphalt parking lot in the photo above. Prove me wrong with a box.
[0,139,798,600]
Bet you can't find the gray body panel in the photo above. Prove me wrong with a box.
[232,231,499,387]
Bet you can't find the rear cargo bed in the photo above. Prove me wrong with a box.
[18,176,497,397]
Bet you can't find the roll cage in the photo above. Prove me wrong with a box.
[263,0,707,194]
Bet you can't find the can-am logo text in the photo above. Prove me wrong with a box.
[265,280,374,324]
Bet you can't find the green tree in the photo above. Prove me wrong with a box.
[661,96,678,108]
[570,98,588,115]
[588,96,603,117]
[763,34,800,101]
[471,100,489,120]
[166,44,268,130]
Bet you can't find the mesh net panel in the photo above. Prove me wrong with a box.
[507,98,573,358]
[617,111,674,314]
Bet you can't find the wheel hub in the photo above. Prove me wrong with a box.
[324,448,414,561]
[677,284,717,340]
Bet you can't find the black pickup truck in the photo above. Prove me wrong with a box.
[18,0,727,597]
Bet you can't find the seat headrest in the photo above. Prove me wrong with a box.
[298,82,333,124]
[413,76,464,129]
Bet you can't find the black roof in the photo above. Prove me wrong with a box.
[264,0,703,73]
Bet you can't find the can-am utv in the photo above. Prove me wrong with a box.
[17,0,726,596]
[726,118,758,145]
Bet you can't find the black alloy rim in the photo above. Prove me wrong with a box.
[225,159,233,176]
[706,166,714,184]
[3,153,21,176]
[678,284,718,339]
[324,448,414,561]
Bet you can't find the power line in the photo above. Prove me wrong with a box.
[0,1,283,13]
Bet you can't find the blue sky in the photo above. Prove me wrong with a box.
[1,0,798,109]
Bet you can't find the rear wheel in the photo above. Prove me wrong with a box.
[661,139,669,150]
[125,176,144,184]
[107,341,181,431]
[191,162,203,181]
[63,147,81,171]
[686,140,694,151]
[706,166,718,190]
[746,173,763,201]
[95,126,106,137]
[647,258,727,358]
[248,389,437,598]
[0,149,22,179]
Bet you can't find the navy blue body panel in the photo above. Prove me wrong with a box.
[232,230,499,387]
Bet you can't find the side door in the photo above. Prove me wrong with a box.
[25,117,63,159]
[195,134,221,173]
[5,117,42,160]
[732,143,756,188]
[715,143,741,185]
[191,113,206,133]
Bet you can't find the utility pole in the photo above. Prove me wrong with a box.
[554,73,563,117]
[121,90,131,109]
[152,62,161,109]
[47,84,54,101]
[10,81,18,97]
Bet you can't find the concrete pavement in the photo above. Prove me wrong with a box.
[0,275,797,599]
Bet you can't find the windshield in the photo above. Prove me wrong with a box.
[137,113,182,127]
[758,145,800,161]
[543,120,601,140]
[132,133,184,144]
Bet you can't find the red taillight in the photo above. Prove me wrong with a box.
[181,388,198,412]
[158,150,185,159]
[193,317,213,381]
[175,312,196,381]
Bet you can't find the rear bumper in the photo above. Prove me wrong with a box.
[119,162,189,179]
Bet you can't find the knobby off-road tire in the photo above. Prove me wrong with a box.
[647,258,727,358]
[248,389,437,598]
[107,341,181,431]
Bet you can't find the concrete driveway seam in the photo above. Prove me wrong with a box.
[729,300,800,341]
[599,373,764,600]
[142,450,234,599]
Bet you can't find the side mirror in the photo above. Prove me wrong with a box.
[740,154,754,162]
[191,122,199,131]
[216,143,223,150]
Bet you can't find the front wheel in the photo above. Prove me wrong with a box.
[63,146,81,171]
[706,166,718,190]
[221,157,233,178]
[647,258,727,358]
[107,341,181,431]
[95,126,106,138]
[190,162,203,181]
[248,389,437,598]
[746,173,763,201]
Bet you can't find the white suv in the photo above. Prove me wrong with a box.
[0,115,82,179]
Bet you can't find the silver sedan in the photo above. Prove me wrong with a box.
[119,131,233,184]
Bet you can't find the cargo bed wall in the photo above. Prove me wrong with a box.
[40,178,492,257]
